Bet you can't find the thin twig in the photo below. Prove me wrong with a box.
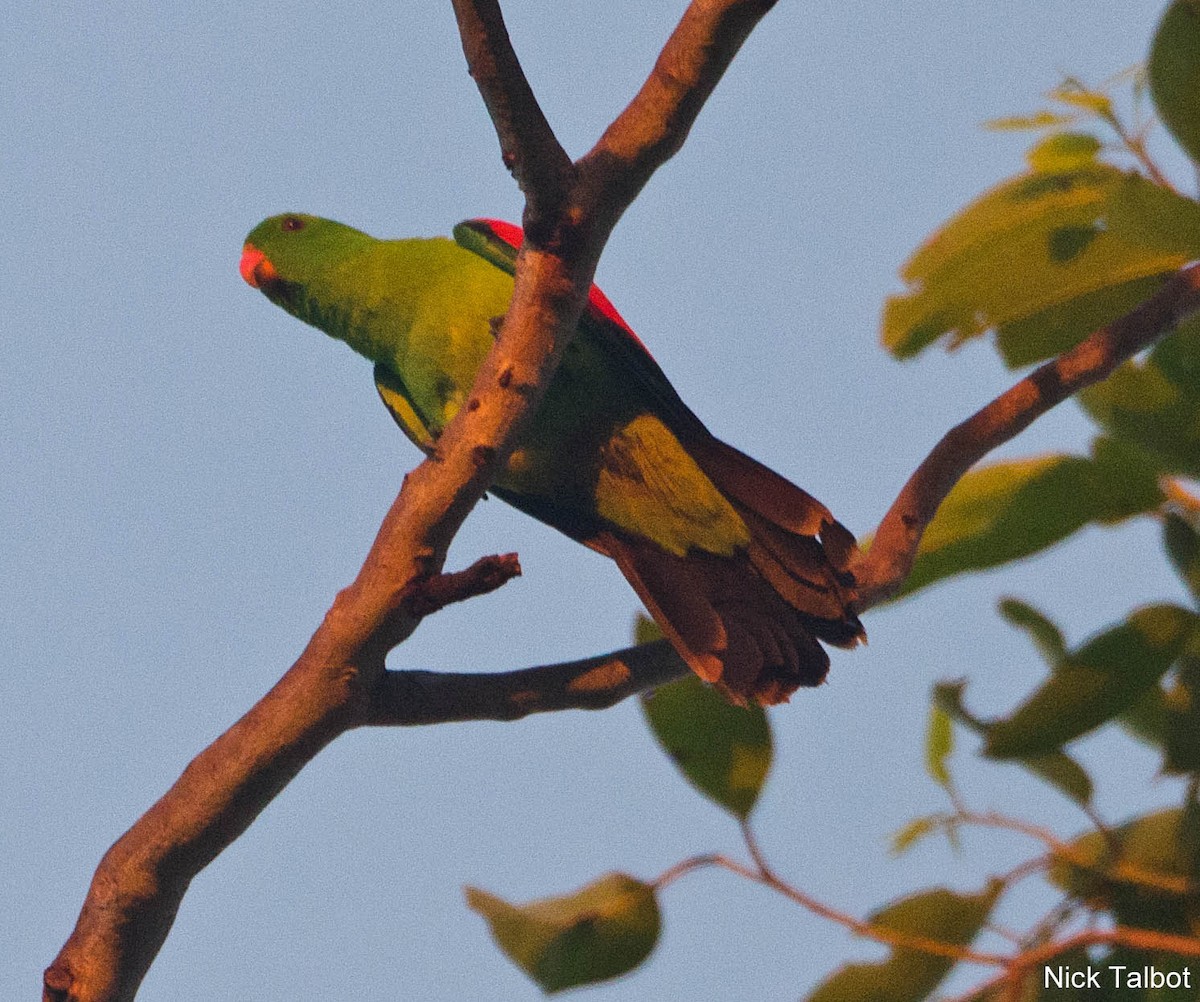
[448,0,573,221]
[1108,112,1176,191]
[733,820,1003,965]
[674,850,1005,966]
[580,0,780,223]
[952,810,1068,853]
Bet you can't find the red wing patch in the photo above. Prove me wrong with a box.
[470,218,654,359]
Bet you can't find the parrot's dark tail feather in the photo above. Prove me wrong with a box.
[600,435,865,707]
[599,534,833,706]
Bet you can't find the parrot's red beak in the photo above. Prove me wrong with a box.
[239,244,277,288]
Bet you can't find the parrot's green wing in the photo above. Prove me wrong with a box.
[375,355,605,543]
[373,363,436,452]
[453,219,847,545]
[450,220,864,677]
[453,220,700,433]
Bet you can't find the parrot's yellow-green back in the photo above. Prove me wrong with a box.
[242,212,864,705]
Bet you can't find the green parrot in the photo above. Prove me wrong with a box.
[240,213,864,705]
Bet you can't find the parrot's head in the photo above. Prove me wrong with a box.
[240,213,374,310]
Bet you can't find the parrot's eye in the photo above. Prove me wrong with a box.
[281,216,306,232]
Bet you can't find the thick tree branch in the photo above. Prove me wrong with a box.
[46,3,774,999]
[364,639,687,725]
[852,262,1200,610]
[449,0,573,227]
[580,0,779,219]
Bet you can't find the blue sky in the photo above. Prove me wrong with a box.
[3,2,1191,999]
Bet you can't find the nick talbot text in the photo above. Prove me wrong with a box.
[1044,964,1191,990]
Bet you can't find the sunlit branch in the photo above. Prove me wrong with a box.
[853,261,1200,610]
[448,0,573,225]
[45,3,780,999]
[653,841,1005,967]
[364,639,687,725]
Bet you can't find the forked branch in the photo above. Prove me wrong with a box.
[45,2,779,999]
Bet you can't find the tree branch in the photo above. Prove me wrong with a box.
[449,0,573,228]
[653,851,1005,966]
[364,639,686,725]
[578,0,780,230]
[853,261,1200,609]
[46,2,775,999]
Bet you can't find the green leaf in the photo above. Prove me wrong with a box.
[1162,652,1200,772]
[1049,84,1115,119]
[1106,173,1200,258]
[984,110,1076,132]
[985,605,1195,758]
[924,703,953,789]
[1120,684,1171,749]
[1153,311,1200,393]
[1150,0,1200,165]
[934,681,1092,805]
[995,273,1171,368]
[634,612,663,646]
[1079,326,1200,478]
[1026,132,1102,172]
[894,444,1162,600]
[1021,751,1094,807]
[883,165,1189,359]
[466,873,660,993]
[639,616,772,818]
[999,597,1067,665]
[890,815,946,857]
[974,947,1099,1000]
[1049,809,1200,935]
[1166,513,1200,601]
[806,883,1002,1002]
[933,680,986,730]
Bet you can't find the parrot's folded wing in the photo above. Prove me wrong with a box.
[452,217,865,706]
[374,363,436,452]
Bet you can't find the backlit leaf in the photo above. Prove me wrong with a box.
[985,605,1195,758]
[1080,323,1200,478]
[806,884,1001,1002]
[894,443,1161,600]
[925,704,953,789]
[639,618,772,818]
[890,815,946,857]
[984,111,1076,132]
[999,597,1067,665]
[1025,132,1101,172]
[1164,656,1200,772]
[1105,173,1200,258]
[883,165,1188,358]
[1049,809,1200,935]
[1150,0,1200,164]
[1165,513,1200,601]
[995,273,1170,368]
[1049,85,1114,119]
[466,873,660,993]
[1021,752,1094,807]
[934,681,1092,805]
